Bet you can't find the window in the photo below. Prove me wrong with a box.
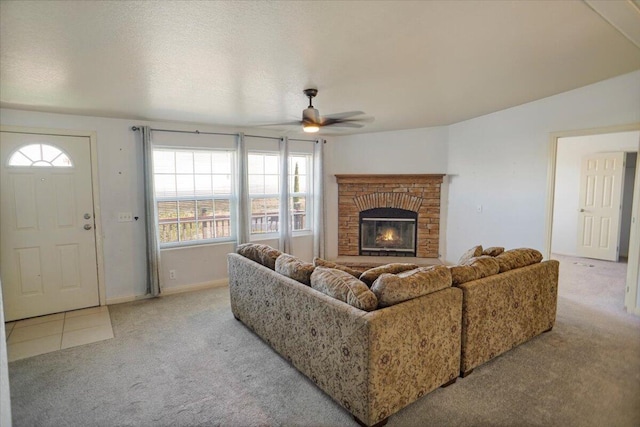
[8,144,72,167]
[248,153,280,234]
[153,149,234,246]
[290,154,311,232]
[247,152,312,235]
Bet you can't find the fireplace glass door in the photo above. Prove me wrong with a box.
[359,208,417,256]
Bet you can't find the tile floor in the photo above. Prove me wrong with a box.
[4,306,114,362]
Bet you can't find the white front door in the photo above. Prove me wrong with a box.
[0,132,99,321]
[577,152,626,261]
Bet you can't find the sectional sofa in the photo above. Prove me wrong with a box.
[228,244,559,426]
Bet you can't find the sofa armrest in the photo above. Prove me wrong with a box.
[362,287,462,425]
[458,259,559,374]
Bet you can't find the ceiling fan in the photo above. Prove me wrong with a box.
[270,89,373,133]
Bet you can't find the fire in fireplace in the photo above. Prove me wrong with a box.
[359,208,417,256]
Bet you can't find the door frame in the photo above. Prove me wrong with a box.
[544,122,640,315]
[0,125,106,307]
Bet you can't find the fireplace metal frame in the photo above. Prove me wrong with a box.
[359,207,418,257]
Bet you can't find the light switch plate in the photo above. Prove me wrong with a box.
[118,212,133,222]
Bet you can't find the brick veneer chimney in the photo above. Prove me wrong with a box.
[336,174,444,258]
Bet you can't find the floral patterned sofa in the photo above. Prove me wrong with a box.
[228,246,462,427]
[450,246,560,377]
[228,244,559,426]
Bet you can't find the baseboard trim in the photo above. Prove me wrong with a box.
[106,279,228,305]
[160,278,229,296]
[106,293,153,305]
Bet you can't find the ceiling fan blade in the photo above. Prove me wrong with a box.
[259,120,303,127]
[321,111,366,120]
[322,122,364,128]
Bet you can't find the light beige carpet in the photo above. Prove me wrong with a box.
[8,254,640,426]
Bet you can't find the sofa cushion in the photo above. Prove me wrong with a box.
[458,245,483,264]
[310,267,378,311]
[449,265,478,285]
[236,243,282,270]
[495,248,543,272]
[465,256,500,279]
[482,246,505,257]
[312,257,364,278]
[276,253,315,286]
[370,266,452,308]
[359,263,419,286]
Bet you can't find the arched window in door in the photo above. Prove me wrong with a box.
[7,143,73,167]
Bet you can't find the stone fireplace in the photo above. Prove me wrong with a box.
[336,174,444,258]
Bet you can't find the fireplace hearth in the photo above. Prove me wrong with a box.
[360,208,417,256]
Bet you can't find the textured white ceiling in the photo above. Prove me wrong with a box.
[1,1,639,134]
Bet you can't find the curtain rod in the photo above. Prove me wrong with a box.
[131,126,316,142]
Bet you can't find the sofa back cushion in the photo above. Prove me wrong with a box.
[370,265,452,308]
[359,263,419,286]
[495,248,543,272]
[449,256,500,285]
[458,245,483,264]
[482,246,505,257]
[276,253,315,286]
[312,257,364,278]
[236,243,282,270]
[310,267,378,311]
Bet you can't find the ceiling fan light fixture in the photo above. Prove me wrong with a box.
[303,123,320,133]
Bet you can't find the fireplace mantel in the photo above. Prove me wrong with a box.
[335,174,444,258]
[335,174,446,184]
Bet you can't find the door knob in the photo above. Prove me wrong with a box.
[579,208,585,212]
[84,213,92,219]
[84,224,92,230]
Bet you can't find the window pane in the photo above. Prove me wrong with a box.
[154,151,175,173]
[175,152,194,174]
[264,175,279,193]
[248,154,264,174]
[194,174,213,196]
[214,199,232,238]
[264,155,279,174]
[20,144,42,161]
[155,174,176,197]
[157,201,178,243]
[251,198,267,216]
[249,174,264,194]
[41,144,62,162]
[178,200,196,220]
[178,201,197,241]
[197,200,214,240]
[290,175,307,193]
[290,157,307,175]
[213,175,231,194]
[8,152,33,166]
[50,154,72,167]
[176,175,195,197]
[292,196,307,231]
[194,152,212,174]
[213,152,231,174]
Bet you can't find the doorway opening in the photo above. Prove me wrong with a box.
[547,127,640,315]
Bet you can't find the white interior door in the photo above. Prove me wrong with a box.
[577,151,626,261]
[0,132,99,321]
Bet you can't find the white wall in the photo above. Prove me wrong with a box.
[446,70,640,263]
[551,131,639,256]
[0,109,314,302]
[326,126,449,260]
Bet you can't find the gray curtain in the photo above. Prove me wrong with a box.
[279,137,292,253]
[313,139,326,259]
[236,133,250,246]
[141,126,161,296]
